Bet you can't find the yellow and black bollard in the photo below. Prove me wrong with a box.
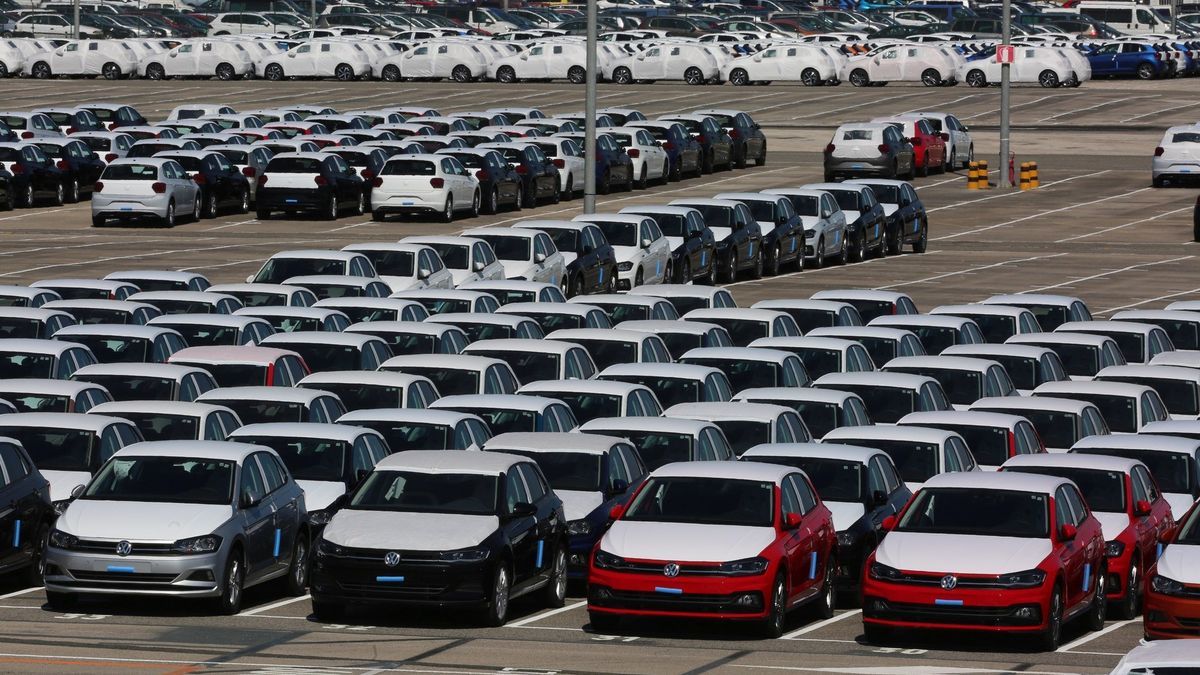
[978,159,990,189]
[1019,162,1032,190]
[1030,161,1039,189]
[967,161,980,189]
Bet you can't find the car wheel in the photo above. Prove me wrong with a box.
[669,159,682,182]
[849,69,870,87]
[52,182,64,206]
[497,66,516,83]
[216,549,245,615]
[604,270,616,294]
[702,150,713,174]
[814,562,836,619]
[966,69,987,88]
[723,252,737,283]
[382,64,402,82]
[102,62,121,80]
[730,68,750,86]
[442,195,454,223]
[21,183,34,208]
[1118,557,1141,619]
[1037,585,1064,651]
[265,64,284,81]
[762,573,787,638]
[372,208,385,222]
[216,63,235,80]
[735,144,748,169]
[634,267,643,288]
[678,257,691,283]
[22,525,48,587]
[750,248,763,279]
[568,66,586,84]
[569,274,582,298]
[553,179,562,203]
[0,185,10,211]
[920,153,929,177]
[284,535,308,596]
[1153,175,1167,188]
[921,68,942,86]
[513,184,523,211]
[613,67,632,85]
[470,189,480,217]
[162,199,176,228]
[1137,63,1156,80]
[598,170,611,194]
[451,64,471,83]
[486,186,499,214]
[756,143,766,167]
[767,245,781,276]
[544,545,567,608]
[887,224,903,256]
[353,191,365,216]
[482,564,510,627]
[325,194,339,221]
[684,66,704,85]
[913,223,928,253]
[238,188,250,214]
[962,145,973,171]
[801,67,820,86]
[1085,565,1107,632]
[335,63,355,81]
[637,166,647,190]
[564,175,573,200]
[90,214,104,227]
[45,591,77,611]
[851,229,866,262]
[32,61,51,79]
[65,179,79,204]
[191,194,202,222]
[204,190,218,218]
[1039,69,1060,88]
[814,238,825,268]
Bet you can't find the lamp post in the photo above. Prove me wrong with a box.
[583,0,597,214]
[999,0,1011,189]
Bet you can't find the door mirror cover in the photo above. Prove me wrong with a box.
[510,501,537,518]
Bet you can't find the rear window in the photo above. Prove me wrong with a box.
[841,129,874,141]
[102,164,158,180]
[1172,132,1200,143]
[267,156,322,173]
[382,159,436,176]
[216,150,248,164]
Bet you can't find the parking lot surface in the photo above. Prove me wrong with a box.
[0,78,1194,674]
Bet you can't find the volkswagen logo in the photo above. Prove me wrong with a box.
[115,540,132,557]
[384,551,401,567]
[663,562,680,578]
[940,574,958,590]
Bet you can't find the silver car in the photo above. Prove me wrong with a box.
[45,440,310,614]
[91,158,200,228]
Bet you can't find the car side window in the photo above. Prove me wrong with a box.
[504,469,530,511]
[1138,466,1160,502]
[867,458,887,497]
[780,476,802,518]
[351,438,374,475]
[1064,485,1088,523]
[1131,468,1150,503]
[240,457,267,504]
[880,457,902,493]
[256,452,286,494]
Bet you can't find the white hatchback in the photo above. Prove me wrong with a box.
[91,158,199,228]
[370,153,479,222]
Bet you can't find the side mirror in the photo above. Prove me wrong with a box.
[882,515,898,531]
[473,260,485,272]
[607,478,629,498]
[347,167,356,175]
[961,125,970,132]
[239,490,258,509]
[534,252,546,263]
[1135,499,1152,517]
[871,490,888,507]
[640,237,652,249]
[608,503,625,520]
[509,501,537,518]
[70,484,86,499]
[354,468,369,485]
[1060,523,1077,541]
[581,244,594,255]
[245,275,255,283]
[784,512,803,529]
[418,268,431,279]
[939,132,950,142]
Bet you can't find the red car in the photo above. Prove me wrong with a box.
[587,461,837,637]
[1144,500,1200,639]
[873,116,947,177]
[861,471,1107,650]
[1001,453,1174,619]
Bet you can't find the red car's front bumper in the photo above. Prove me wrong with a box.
[862,574,1050,633]
[1144,587,1200,638]
[587,564,774,621]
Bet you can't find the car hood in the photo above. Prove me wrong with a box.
[600,520,774,562]
[324,510,497,551]
[42,470,92,502]
[664,236,684,250]
[1163,493,1194,519]
[59,500,233,541]
[1157,542,1200,584]
[611,245,639,264]
[826,501,867,532]
[709,226,732,242]
[378,274,417,291]
[875,531,1052,575]
[881,203,898,217]
[842,209,862,224]
[499,261,535,279]
[296,480,345,512]
[1091,511,1132,541]
[798,215,820,232]
[557,489,604,521]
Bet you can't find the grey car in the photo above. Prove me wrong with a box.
[823,122,914,182]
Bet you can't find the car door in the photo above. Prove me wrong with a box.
[644,219,671,284]
[873,47,902,80]
[636,46,666,79]
[502,466,539,582]
[259,451,301,574]
[0,441,48,571]
[238,456,276,578]
[1053,485,1087,611]
[518,462,560,582]
[784,473,824,599]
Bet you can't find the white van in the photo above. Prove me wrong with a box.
[1076,1,1173,35]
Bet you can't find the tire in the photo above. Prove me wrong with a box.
[569,274,582,298]
[238,188,250,215]
[372,208,385,221]
[486,186,499,214]
[762,573,788,638]
[21,183,33,208]
[312,600,342,621]
[190,194,201,222]
[835,231,849,265]
[613,67,632,85]
[451,65,471,83]
[481,564,511,627]
[147,63,167,80]
[265,64,284,81]
[849,69,870,87]
[568,66,586,84]
[962,145,973,171]
[634,268,643,288]
[1037,585,1064,651]
[441,195,453,223]
[1039,69,1060,88]
[102,63,120,80]
[756,143,766,167]
[801,67,820,86]
[920,153,929,178]
[730,68,750,86]
[684,66,703,85]
[678,257,691,283]
[887,223,903,256]
[497,65,516,83]
[325,194,339,221]
[469,190,480,217]
[850,228,866,262]
[45,591,76,611]
[767,245,781,276]
[1085,565,1107,632]
[513,184,523,211]
[702,150,713,175]
[353,191,365,216]
[215,549,245,615]
[22,525,48,587]
[1117,557,1141,619]
[669,159,682,182]
[32,61,51,79]
[589,611,619,634]
[564,175,573,200]
[1153,176,1167,188]
[735,145,748,169]
[637,166,647,190]
[216,63,235,80]
[921,68,941,86]
[65,179,79,204]
[553,178,562,203]
[813,562,836,620]
[283,534,309,596]
[335,64,355,81]
[51,182,64,207]
[814,237,825,268]
[203,190,218,218]
[161,199,176,228]
[913,224,928,253]
[382,64,401,82]
[543,544,567,608]
[750,247,763,279]
[966,69,987,88]
[722,252,737,283]
[1137,63,1156,80]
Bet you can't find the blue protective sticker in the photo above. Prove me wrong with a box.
[536,540,544,569]
[654,586,683,595]
[748,242,754,258]
[808,551,818,580]
[376,576,406,583]
[11,519,19,549]
[598,267,604,284]
[934,599,964,606]
[106,566,135,573]
[701,251,707,267]
[1083,563,1091,592]
[791,239,797,253]
[1157,543,1164,560]
[656,260,662,278]
[273,528,281,558]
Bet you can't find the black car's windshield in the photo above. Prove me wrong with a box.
[360,251,414,277]
[576,339,636,370]
[899,487,1049,538]
[351,470,498,515]
[474,235,530,262]
[647,213,685,237]
[785,195,819,216]
[199,363,267,387]
[713,420,771,456]
[836,385,913,423]
[241,437,347,482]
[0,426,93,471]
[624,476,773,526]
[122,412,198,442]
[357,421,451,452]
[501,450,601,492]
[84,456,234,505]
[850,439,937,483]
[547,392,620,424]
[620,430,692,470]
[1082,448,1192,494]
[826,190,860,212]
[76,374,172,401]
[743,201,775,223]
[1009,466,1125,513]
[868,184,900,202]
[473,350,557,383]
[71,336,150,363]
[690,205,732,229]
[544,229,579,253]
[1059,393,1137,433]
[687,359,778,391]
[4,393,70,413]
[399,367,476,396]
[212,400,302,424]
[593,221,637,247]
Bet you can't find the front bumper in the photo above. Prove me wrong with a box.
[1144,585,1200,638]
[311,551,491,608]
[44,546,223,597]
[587,564,770,620]
[862,575,1049,633]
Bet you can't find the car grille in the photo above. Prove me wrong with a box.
[884,571,1011,590]
[71,539,175,556]
[867,599,1039,627]
[590,586,761,614]
[68,570,180,587]
[605,561,726,576]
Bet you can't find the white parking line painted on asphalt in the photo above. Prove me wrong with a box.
[925,170,1111,215]
[1054,206,1193,243]
[1094,284,1200,314]
[238,594,311,617]
[1021,256,1194,293]
[0,207,85,222]
[180,257,270,272]
[781,609,861,639]
[959,92,1083,121]
[792,93,920,120]
[0,238,328,278]
[737,665,1084,674]
[203,218,259,232]
[1056,618,1141,653]
[873,253,1068,290]
[0,651,505,674]
[1121,100,1200,123]
[900,93,986,114]
[725,249,944,288]
[505,600,587,628]
[0,238,171,257]
[932,183,1147,240]
[1036,95,1158,124]
[0,587,40,600]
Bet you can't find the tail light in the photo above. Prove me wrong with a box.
[475,170,488,180]
[911,136,923,145]
[302,129,312,134]
[939,132,950,142]
[729,129,740,139]
[825,143,836,154]
[314,175,328,186]
[664,142,676,151]
[430,177,444,188]
[56,160,70,171]
[515,164,527,175]
[108,123,118,131]
[105,153,118,163]
[151,181,167,193]
[627,148,640,158]
[192,173,206,185]
[1155,146,1165,156]
[372,177,383,187]
[314,140,332,148]
[553,158,565,168]
[20,131,33,139]
[257,175,268,187]
[67,126,77,134]
[10,163,23,174]
[242,166,256,177]
[361,169,374,179]
[1008,431,1018,458]
[93,181,104,193]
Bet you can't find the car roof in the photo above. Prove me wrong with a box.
[0,338,82,356]
[735,386,858,405]
[466,338,577,355]
[197,386,329,403]
[664,401,791,422]
[600,362,719,379]
[580,416,711,435]
[261,331,377,348]
[943,343,1054,359]
[498,302,596,316]
[684,308,786,322]
[72,362,204,379]
[1034,380,1154,398]
[299,370,427,387]
[885,355,999,371]
[1003,452,1141,474]
[484,431,625,455]
[519,379,646,396]
[617,320,719,335]
[651,459,791,483]
[971,395,1094,414]
[432,394,559,411]
[667,198,743,209]
[89,400,233,417]
[873,315,973,329]
[1097,365,1200,382]
[375,449,522,475]
[266,249,362,261]
[1059,320,1155,335]
[1009,332,1112,347]
[0,412,124,431]
[54,324,179,339]
[681,346,793,363]
[899,410,1026,428]
[931,303,1029,317]
[921,470,1067,495]
[620,205,697,217]
[742,442,883,464]
[1073,434,1200,454]
[114,440,265,462]
[338,408,482,425]
[547,328,648,343]
[381,354,503,371]
[814,371,935,389]
[231,422,373,442]
[984,293,1083,306]
[826,424,960,443]
[0,379,105,396]
[170,345,296,365]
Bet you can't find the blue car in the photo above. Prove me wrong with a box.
[1086,42,1171,79]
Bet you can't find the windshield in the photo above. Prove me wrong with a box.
[400,367,476,396]
[762,456,860,501]
[1025,304,1068,330]
[1083,448,1192,494]
[544,229,579,253]
[75,374,171,401]
[620,431,692,470]
[0,426,93,471]
[242,436,346,482]
[657,331,703,357]
[276,344,359,372]
[592,304,647,324]
[713,420,771,456]
[777,400,839,438]
[714,319,768,346]
[71,335,149,363]
[198,363,267,387]
[904,326,958,354]
[0,352,55,378]
[381,159,435,175]
[425,243,468,270]
[853,439,938,483]
[1175,502,1200,545]
[474,235,530,262]
[967,314,1017,343]
[996,409,1078,449]
[360,251,414,277]
[350,470,498,515]
[937,424,1009,466]
[462,409,536,435]
[786,195,819,217]
[688,359,778,391]
[1011,466,1125,513]
[84,456,233,505]
[474,351,557,382]
[544,392,620,424]
[268,156,322,173]
[254,257,345,283]
[356,421,450,452]
[575,338,635,370]
[836,384,913,423]
[168,324,239,346]
[592,221,636,247]
[212,400,302,425]
[611,375,697,407]
[101,163,158,180]
[742,201,775,223]
[367,331,435,356]
[793,347,841,379]
[691,205,732,229]
[624,476,773,527]
[1110,377,1199,416]
[898,487,1049,538]
[122,412,198,442]
[503,450,601,492]
[899,367,979,406]
[521,312,582,332]
[4,393,70,413]
[1060,393,1136,433]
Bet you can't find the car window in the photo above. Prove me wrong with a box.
[504,468,530,510]
[781,476,802,517]
[256,452,286,493]
[240,457,267,503]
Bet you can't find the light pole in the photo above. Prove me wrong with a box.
[73,0,80,40]
[583,0,597,214]
[999,0,1011,189]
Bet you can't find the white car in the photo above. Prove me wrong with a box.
[722,43,839,86]
[960,46,1075,88]
[370,153,480,222]
[1153,124,1200,187]
[402,236,506,286]
[207,12,304,35]
[844,43,958,86]
[760,188,849,268]
[571,214,671,289]
[601,127,668,188]
[141,40,253,81]
[0,412,142,503]
[461,227,566,288]
[27,40,138,80]
[374,41,490,82]
[91,158,200,228]
[260,41,371,81]
[1111,641,1200,675]
[609,42,720,85]
[341,243,455,291]
[493,41,589,83]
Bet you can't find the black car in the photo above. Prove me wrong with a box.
[31,139,105,203]
[0,121,15,143]
[479,143,559,207]
[126,140,202,158]
[158,151,251,218]
[627,121,701,181]
[0,437,54,586]
[37,109,104,134]
[0,143,66,207]
[329,147,389,201]
[694,108,767,168]
[812,183,888,262]
[659,114,735,173]
[847,179,929,255]
[0,167,13,211]
[257,153,365,220]
[556,132,634,194]
[622,205,717,285]
[79,103,147,130]
[310,451,569,625]
[526,223,618,297]
[671,198,763,282]
[717,193,805,276]
[438,148,522,214]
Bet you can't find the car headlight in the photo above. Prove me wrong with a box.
[48,529,77,550]
[617,262,633,272]
[316,539,344,559]
[309,509,334,526]
[716,241,730,250]
[997,569,1046,588]
[567,519,591,536]
[1105,540,1125,558]
[440,547,490,562]
[719,557,768,575]
[593,549,624,569]
[836,531,856,548]
[172,535,222,555]
[869,561,903,581]
[1152,574,1185,596]
[52,499,72,517]
[804,230,817,239]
